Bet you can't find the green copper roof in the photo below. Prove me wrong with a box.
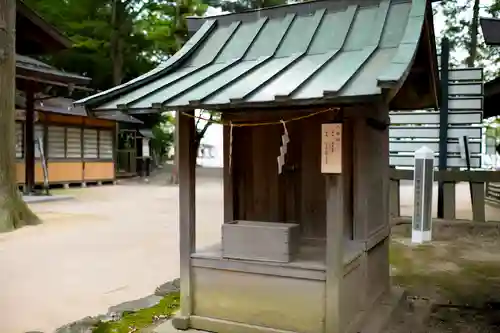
[77,0,433,112]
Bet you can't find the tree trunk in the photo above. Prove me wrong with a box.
[170,112,212,183]
[194,120,212,157]
[466,0,481,67]
[111,0,124,86]
[0,0,39,232]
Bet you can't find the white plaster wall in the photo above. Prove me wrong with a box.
[197,123,223,168]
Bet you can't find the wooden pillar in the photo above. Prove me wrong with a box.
[442,182,456,219]
[170,111,181,184]
[24,86,35,194]
[325,114,350,333]
[389,178,400,217]
[222,114,233,223]
[81,118,86,184]
[325,174,344,333]
[351,104,390,309]
[471,182,486,222]
[352,110,369,241]
[113,122,118,180]
[173,110,196,330]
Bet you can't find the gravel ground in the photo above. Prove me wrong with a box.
[0,175,223,333]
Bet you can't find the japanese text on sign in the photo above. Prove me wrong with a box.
[321,123,342,174]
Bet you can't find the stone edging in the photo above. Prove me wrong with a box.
[53,278,180,333]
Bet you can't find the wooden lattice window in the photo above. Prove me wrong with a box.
[66,128,82,158]
[47,126,66,158]
[83,129,98,159]
[99,130,113,159]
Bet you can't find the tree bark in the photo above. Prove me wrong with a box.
[0,0,39,232]
[111,0,124,86]
[193,115,213,158]
[170,111,213,183]
[466,0,481,67]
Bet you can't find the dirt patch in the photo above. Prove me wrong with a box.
[388,224,500,332]
[462,250,500,263]
[429,306,500,333]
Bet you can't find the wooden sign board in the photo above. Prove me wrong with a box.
[321,123,342,174]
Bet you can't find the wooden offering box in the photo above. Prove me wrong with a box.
[222,221,300,263]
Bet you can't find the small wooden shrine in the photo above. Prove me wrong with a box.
[14,2,146,189]
[16,1,89,192]
[14,94,143,187]
[78,0,439,332]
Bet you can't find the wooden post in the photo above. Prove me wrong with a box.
[173,109,196,329]
[325,173,344,333]
[113,122,118,180]
[171,111,181,184]
[471,182,486,222]
[352,111,369,241]
[43,114,49,192]
[81,118,85,184]
[389,178,400,217]
[325,113,348,333]
[351,110,370,314]
[24,86,35,194]
[442,182,456,219]
[222,114,233,223]
[438,38,450,218]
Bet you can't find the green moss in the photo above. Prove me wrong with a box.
[93,292,180,333]
[389,242,411,271]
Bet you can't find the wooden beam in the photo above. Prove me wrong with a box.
[177,109,196,326]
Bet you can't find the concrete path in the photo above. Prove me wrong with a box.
[0,178,223,333]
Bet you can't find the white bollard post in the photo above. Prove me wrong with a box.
[412,146,434,244]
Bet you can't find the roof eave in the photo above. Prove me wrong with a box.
[485,77,500,97]
[75,19,217,110]
[426,5,440,109]
[480,17,500,46]
[117,94,383,114]
[17,0,72,50]
[376,0,439,110]
[16,66,91,86]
